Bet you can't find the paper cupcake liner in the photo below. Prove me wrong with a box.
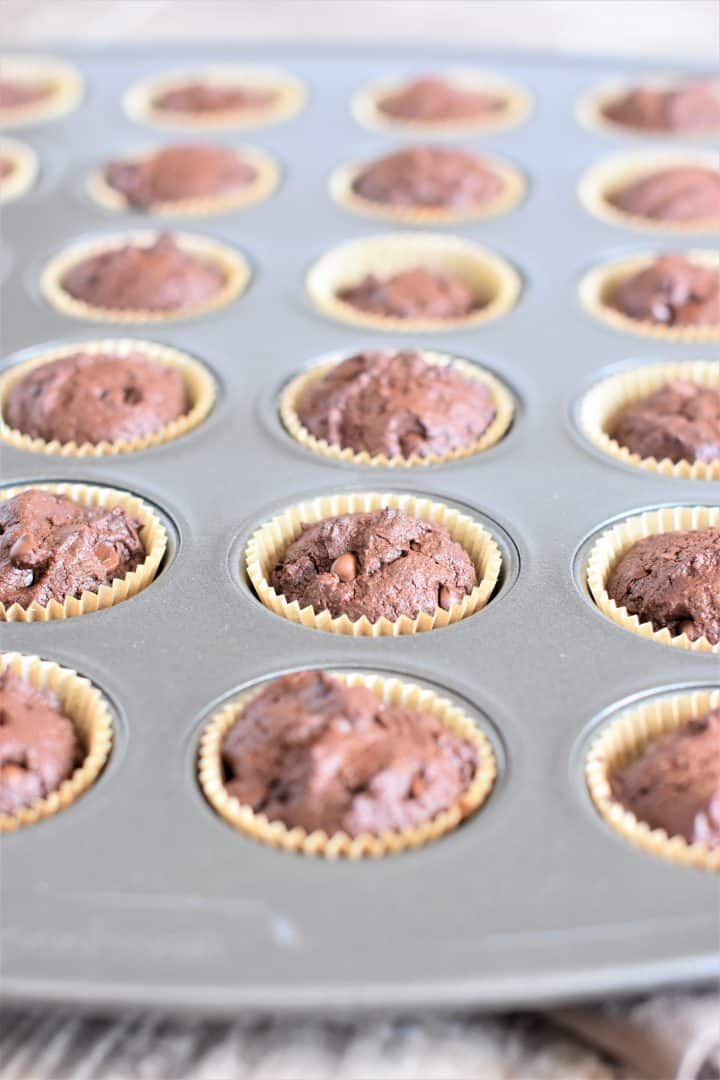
[0,481,167,622]
[586,505,720,653]
[579,360,720,480]
[246,491,502,636]
[87,146,280,217]
[40,230,250,323]
[0,338,216,458]
[306,233,521,333]
[579,249,720,342]
[351,69,532,137]
[123,66,306,131]
[578,149,720,233]
[0,136,38,203]
[198,670,497,858]
[328,154,526,225]
[280,351,515,467]
[0,54,84,129]
[586,687,720,870]
[576,76,720,141]
[0,651,113,833]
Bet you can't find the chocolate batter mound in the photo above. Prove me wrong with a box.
[602,81,720,132]
[222,669,478,836]
[610,709,720,846]
[0,156,15,180]
[377,76,503,123]
[352,147,505,209]
[60,233,225,312]
[339,268,479,320]
[0,489,145,609]
[6,350,189,445]
[610,381,720,464]
[609,166,720,223]
[270,507,477,623]
[606,527,720,643]
[297,351,496,458]
[611,254,720,327]
[152,81,275,114]
[104,144,257,208]
[0,79,52,108]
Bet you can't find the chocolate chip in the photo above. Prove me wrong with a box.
[9,532,36,568]
[331,553,357,582]
[439,585,463,610]
[94,542,119,573]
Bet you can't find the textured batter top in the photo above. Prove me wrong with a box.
[297,351,496,459]
[104,144,257,208]
[608,166,720,222]
[610,709,720,847]
[6,350,189,445]
[606,527,720,644]
[352,147,505,209]
[602,81,720,132]
[0,489,145,609]
[338,268,479,320]
[152,81,276,114]
[377,76,503,122]
[0,670,81,815]
[270,507,478,623]
[610,380,720,464]
[60,233,226,312]
[222,669,478,836]
[611,254,720,327]
[0,79,51,108]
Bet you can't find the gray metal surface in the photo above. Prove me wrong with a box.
[1,45,718,1017]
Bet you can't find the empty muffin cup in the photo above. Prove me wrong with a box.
[0,54,84,128]
[0,137,38,204]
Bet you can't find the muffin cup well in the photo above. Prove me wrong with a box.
[329,154,526,226]
[0,481,167,622]
[0,338,216,458]
[87,146,280,217]
[40,230,250,324]
[579,360,720,480]
[578,149,720,233]
[305,233,521,333]
[586,505,720,653]
[0,137,38,203]
[280,351,515,467]
[246,491,502,636]
[0,651,113,833]
[579,249,720,342]
[351,69,532,137]
[0,54,84,128]
[123,66,306,131]
[198,670,497,858]
[586,687,720,870]
[576,76,720,141]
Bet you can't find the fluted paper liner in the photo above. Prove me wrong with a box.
[0,137,38,203]
[0,481,167,622]
[578,149,720,233]
[0,54,83,128]
[246,491,502,636]
[87,146,280,217]
[579,360,720,479]
[586,688,720,870]
[41,230,250,323]
[280,351,515,467]
[351,69,532,136]
[579,249,720,342]
[587,505,720,653]
[198,670,496,858]
[576,76,720,141]
[0,338,216,458]
[0,651,113,833]
[306,233,521,332]
[124,66,306,131]
[329,153,526,225]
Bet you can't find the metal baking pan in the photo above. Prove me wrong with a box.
[1,44,718,1016]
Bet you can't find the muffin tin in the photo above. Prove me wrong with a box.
[1,45,718,1016]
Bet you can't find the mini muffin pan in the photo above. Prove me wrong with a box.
[1,45,718,1017]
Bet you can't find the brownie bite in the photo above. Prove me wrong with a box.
[608,166,720,223]
[339,267,479,320]
[0,79,52,109]
[606,527,720,643]
[602,80,720,133]
[6,350,189,445]
[610,709,720,847]
[297,351,496,459]
[103,144,257,209]
[270,507,477,623]
[0,489,145,609]
[152,81,276,115]
[351,147,504,209]
[611,254,720,327]
[610,381,720,464]
[377,76,503,123]
[221,670,478,836]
